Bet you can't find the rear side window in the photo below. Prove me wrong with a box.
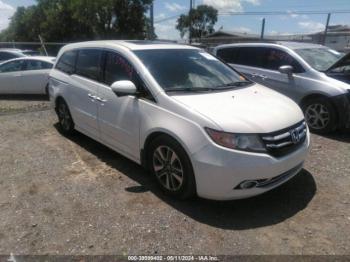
[76,49,103,81]
[25,60,53,71]
[103,51,136,86]
[235,47,266,67]
[264,48,304,73]
[216,48,238,64]
[56,50,77,74]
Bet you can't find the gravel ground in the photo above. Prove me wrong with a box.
[0,98,349,255]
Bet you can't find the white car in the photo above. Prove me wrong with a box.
[0,56,55,94]
[49,41,310,200]
[0,49,26,63]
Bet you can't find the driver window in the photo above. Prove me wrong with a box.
[264,48,304,73]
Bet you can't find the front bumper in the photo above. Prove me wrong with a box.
[191,131,310,200]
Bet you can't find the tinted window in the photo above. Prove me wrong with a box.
[235,47,265,67]
[264,48,304,73]
[76,49,102,81]
[216,48,238,64]
[25,60,53,71]
[134,49,247,91]
[103,51,136,86]
[56,50,77,74]
[0,60,25,73]
[0,51,23,61]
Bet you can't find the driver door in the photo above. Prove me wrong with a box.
[97,51,141,161]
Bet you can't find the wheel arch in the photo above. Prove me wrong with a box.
[300,93,340,130]
[141,130,193,170]
[300,93,330,107]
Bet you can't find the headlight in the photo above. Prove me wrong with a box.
[205,128,266,152]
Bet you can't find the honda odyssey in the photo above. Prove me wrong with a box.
[49,41,309,200]
[214,42,350,134]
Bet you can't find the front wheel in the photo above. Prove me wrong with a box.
[302,97,337,134]
[148,135,196,199]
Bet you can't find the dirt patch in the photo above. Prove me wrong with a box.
[0,100,349,255]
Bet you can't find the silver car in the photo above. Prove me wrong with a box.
[213,42,350,133]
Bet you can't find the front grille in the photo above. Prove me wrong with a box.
[261,121,307,157]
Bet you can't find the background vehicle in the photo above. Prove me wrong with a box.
[0,56,55,95]
[0,49,26,63]
[214,42,350,133]
[50,41,309,201]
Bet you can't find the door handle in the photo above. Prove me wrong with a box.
[251,73,258,78]
[96,97,107,103]
[260,75,267,80]
[88,93,97,100]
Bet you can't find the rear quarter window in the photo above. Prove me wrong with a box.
[55,50,78,74]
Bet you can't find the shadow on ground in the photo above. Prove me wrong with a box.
[0,94,49,101]
[320,130,350,143]
[58,126,317,230]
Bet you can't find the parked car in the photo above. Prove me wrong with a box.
[0,49,26,63]
[213,42,350,133]
[21,50,42,56]
[0,56,55,94]
[49,41,309,200]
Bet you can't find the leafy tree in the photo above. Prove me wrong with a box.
[176,5,218,39]
[0,0,154,42]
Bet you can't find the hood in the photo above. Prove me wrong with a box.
[326,52,350,73]
[172,84,304,134]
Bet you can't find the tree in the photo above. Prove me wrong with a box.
[176,5,218,39]
[0,0,154,42]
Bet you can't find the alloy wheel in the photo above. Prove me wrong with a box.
[152,146,184,191]
[58,103,72,131]
[305,103,330,130]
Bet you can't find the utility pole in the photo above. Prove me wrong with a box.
[38,35,48,56]
[260,18,265,40]
[150,2,154,40]
[189,0,193,44]
[323,13,331,45]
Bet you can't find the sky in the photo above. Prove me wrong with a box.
[0,0,350,40]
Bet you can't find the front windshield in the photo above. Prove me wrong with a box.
[295,48,344,72]
[134,49,249,92]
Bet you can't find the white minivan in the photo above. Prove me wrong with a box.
[49,41,310,200]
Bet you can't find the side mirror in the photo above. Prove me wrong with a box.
[111,80,137,97]
[278,65,294,77]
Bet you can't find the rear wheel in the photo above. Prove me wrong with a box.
[302,97,337,134]
[148,135,196,199]
[56,99,75,135]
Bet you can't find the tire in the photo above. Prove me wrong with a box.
[45,85,49,97]
[56,99,75,135]
[148,135,196,199]
[302,97,337,134]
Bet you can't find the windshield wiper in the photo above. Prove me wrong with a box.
[215,81,252,89]
[165,87,215,93]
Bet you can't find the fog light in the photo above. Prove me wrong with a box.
[239,180,258,189]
